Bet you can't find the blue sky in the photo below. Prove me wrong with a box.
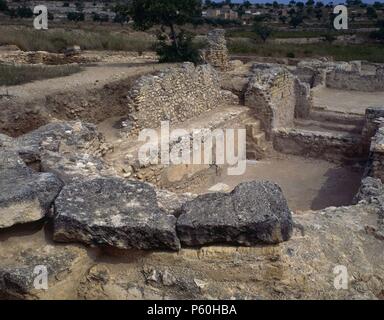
[211,0,382,3]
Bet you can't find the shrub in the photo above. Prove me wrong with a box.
[156,31,201,64]
[67,12,85,22]
[0,0,8,12]
[16,6,33,18]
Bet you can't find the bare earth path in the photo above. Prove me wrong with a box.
[1,61,174,104]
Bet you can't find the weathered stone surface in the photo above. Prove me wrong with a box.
[202,29,230,71]
[0,151,63,229]
[155,189,196,217]
[40,150,116,184]
[17,121,106,157]
[245,63,297,139]
[273,128,364,163]
[0,245,86,299]
[354,177,384,203]
[177,181,293,246]
[54,177,180,251]
[1,121,109,166]
[125,63,233,135]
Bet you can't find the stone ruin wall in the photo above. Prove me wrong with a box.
[125,62,237,136]
[368,128,384,182]
[273,129,365,163]
[294,59,384,92]
[272,106,384,170]
[244,64,298,140]
[294,78,312,119]
[202,29,230,71]
[362,107,384,182]
[326,63,384,92]
[121,106,258,192]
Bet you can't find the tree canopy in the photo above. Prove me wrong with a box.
[130,0,203,64]
[131,0,202,31]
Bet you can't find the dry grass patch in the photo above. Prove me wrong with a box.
[0,64,82,86]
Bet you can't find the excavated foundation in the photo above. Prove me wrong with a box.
[0,53,383,300]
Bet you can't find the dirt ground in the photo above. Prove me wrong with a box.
[190,153,363,211]
[0,57,176,136]
[313,87,384,115]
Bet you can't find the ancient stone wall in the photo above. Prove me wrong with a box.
[294,78,312,119]
[326,65,384,92]
[362,107,384,149]
[245,64,297,140]
[118,106,258,191]
[273,128,365,163]
[125,63,238,135]
[367,127,384,182]
[362,107,384,181]
[202,29,230,71]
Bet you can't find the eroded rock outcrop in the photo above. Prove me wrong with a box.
[53,177,180,251]
[177,181,293,246]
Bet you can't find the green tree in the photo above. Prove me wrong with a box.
[0,0,8,12]
[370,20,384,42]
[113,4,130,25]
[367,6,378,19]
[346,0,362,6]
[289,15,303,28]
[253,22,273,42]
[131,0,202,63]
[67,12,85,21]
[323,32,336,43]
[16,6,33,18]
[156,30,200,63]
[279,15,288,24]
[243,1,251,9]
[373,2,383,10]
[314,8,323,20]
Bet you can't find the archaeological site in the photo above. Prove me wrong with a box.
[0,1,384,302]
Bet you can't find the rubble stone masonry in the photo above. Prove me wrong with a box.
[202,29,230,71]
[126,62,237,135]
[245,64,297,140]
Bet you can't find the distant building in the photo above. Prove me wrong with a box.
[6,0,116,21]
[206,7,238,20]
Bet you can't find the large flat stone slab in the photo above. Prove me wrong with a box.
[54,177,180,251]
[40,150,116,184]
[177,181,293,246]
[0,151,63,229]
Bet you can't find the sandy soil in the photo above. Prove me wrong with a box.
[190,154,363,211]
[313,87,384,115]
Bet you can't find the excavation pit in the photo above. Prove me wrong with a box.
[180,154,364,211]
